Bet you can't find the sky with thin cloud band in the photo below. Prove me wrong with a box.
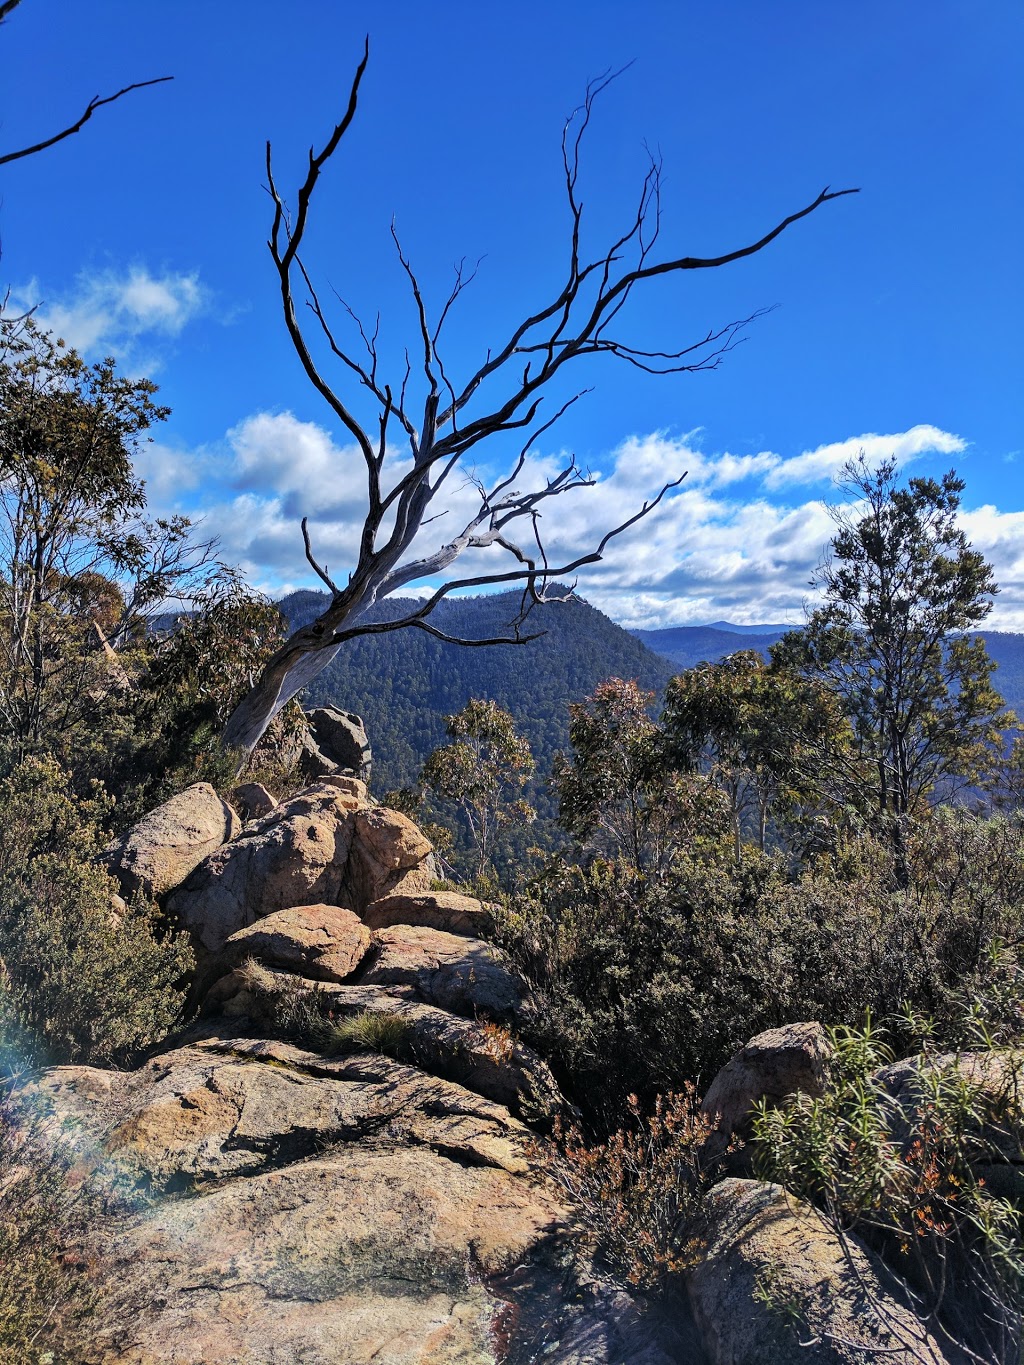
[3,3,1021,629]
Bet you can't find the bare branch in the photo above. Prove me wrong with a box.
[222,49,855,763]
[0,77,173,167]
[301,517,341,596]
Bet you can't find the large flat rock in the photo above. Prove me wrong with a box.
[85,1144,563,1364]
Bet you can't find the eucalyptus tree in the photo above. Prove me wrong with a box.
[221,43,857,762]
[772,457,1009,821]
[661,650,849,862]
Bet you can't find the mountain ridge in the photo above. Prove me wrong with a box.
[278,591,1024,794]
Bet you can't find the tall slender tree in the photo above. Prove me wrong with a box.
[772,457,1009,822]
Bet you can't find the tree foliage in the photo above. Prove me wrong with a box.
[552,676,727,874]
[420,698,535,882]
[773,458,1009,822]
[662,649,852,861]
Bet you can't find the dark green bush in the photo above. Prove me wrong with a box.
[502,810,1024,1128]
[0,757,193,1073]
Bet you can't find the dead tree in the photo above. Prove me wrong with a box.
[222,41,857,761]
[0,1,171,169]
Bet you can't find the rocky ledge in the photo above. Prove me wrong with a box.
[18,776,1002,1363]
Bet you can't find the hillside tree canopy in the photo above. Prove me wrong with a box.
[221,43,858,763]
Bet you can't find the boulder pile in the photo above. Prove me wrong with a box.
[21,776,990,1363]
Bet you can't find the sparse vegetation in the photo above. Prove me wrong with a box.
[543,1087,735,1291]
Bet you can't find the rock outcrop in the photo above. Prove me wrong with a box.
[166,781,435,953]
[700,1021,831,1154]
[300,706,373,783]
[229,780,277,822]
[25,802,687,1363]
[26,772,983,1364]
[363,889,497,938]
[103,782,240,901]
[355,923,525,1022]
[688,1179,962,1364]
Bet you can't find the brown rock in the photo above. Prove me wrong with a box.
[688,1178,960,1364]
[357,923,524,1021]
[316,774,368,804]
[348,806,436,905]
[27,1035,539,1189]
[364,890,496,938]
[103,782,240,901]
[87,1145,559,1363]
[230,781,277,821]
[701,1022,831,1151]
[166,785,357,952]
[220,904,371,983]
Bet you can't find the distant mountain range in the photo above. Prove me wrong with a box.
[632,623,1024,721]
[279,591,1024,794]
[632,623,790,669]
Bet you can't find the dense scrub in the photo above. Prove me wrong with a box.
[501,808,1024,1125]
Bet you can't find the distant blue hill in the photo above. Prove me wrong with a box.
[632,624,790,669]
[705,620,796,635]
[633,624,1024,720]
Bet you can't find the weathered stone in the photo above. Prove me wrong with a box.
[199,975,560,1121]
[28,1035,539,1189]
[103,782,240,901]
[364,890,496,938]
[229,781,277,821]
[166,785,357,952]
[23,1029,579,1365]
[348,806,436,905]
[687,1178,961,1364]
[876,1048,1024,1198]
[316,774,368,804]
[84,1144,561,1364]
[307,705,373,782]
[701,1021,831,1152]
[220,903,372,983]
[358,923,524,1021]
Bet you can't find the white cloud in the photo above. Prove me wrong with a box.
[763,424,965,490]
[137,413,1008,628]
[12,266,207,362]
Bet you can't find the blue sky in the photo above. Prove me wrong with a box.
[3,1,1022,625]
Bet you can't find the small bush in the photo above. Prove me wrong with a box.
[0,1100,100,1362]
[0,758,192,1072]
[321,1009,411,1057]
[233,965,411,1060]
[754,1021,1024,1362]
[543,1087,734,1292]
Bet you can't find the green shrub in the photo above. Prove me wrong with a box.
[502,811,1024,1128]
[754,1020,1024,1363]
[321,1009,411,1057]
[0,1100,100,1362]
[233,963,410,1060]
[0,757,192,1072]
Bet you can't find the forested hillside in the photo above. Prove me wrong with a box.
[285,589,674,795]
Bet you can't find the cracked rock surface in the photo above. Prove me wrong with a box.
[26,784,691,1363]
